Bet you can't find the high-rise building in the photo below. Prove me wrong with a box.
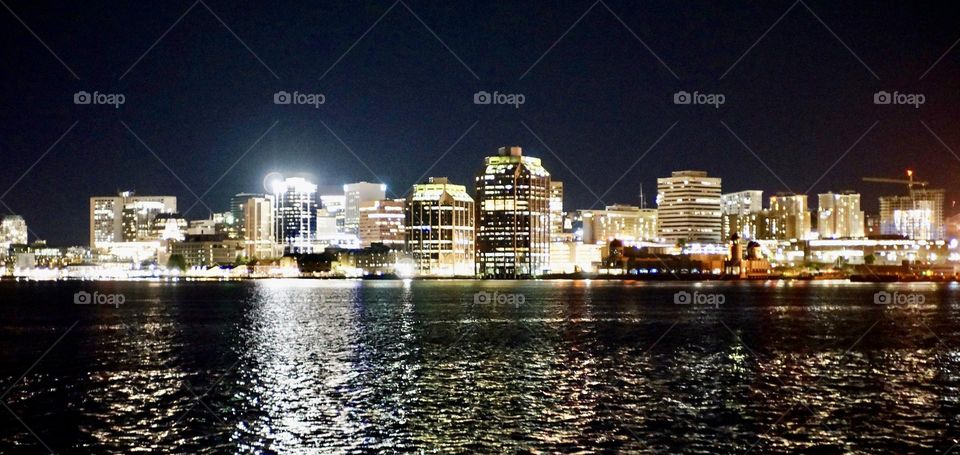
[271,177,318,254]
[549,181,565,242]
[89,191,176,248]
[580,205,658,244]
[406,177,475,276]
[319,191,346,233]
[358,199,405,248]
[242,194,278,258]
[229,193,263,239]
[475,146,551,278]
[721,190,764,240]
[0,215,28,248]
[656,170,722,244]
[879,188,945,240]
[818,192,865,239]
[344,182,386,235]
[767,193,812,240]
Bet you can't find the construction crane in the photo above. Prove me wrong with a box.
[862,169,928,190]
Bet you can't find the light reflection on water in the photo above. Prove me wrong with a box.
[1,280,960,452]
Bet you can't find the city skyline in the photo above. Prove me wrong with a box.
[3,1,960,246]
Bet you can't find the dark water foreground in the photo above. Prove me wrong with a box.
[1,279,959,453]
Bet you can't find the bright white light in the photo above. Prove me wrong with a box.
[264,172,285,194]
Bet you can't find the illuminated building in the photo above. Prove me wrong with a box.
[818,192,865,239]
[656,170,722,244]
[721,190,764,240]
[89,191,176,248]
[271,177,318,254]
[580,205,658,244]
[344,182,386,235]
[149,213,188,241]
[229,193,262,239]
[405,177,475,276]
[879,188,945,240]
[319,191,346,233]
[169,234,244,267]
[0,214,28,248]
[358,199,405,248]
[766,193,812,240]
[475,146,551,278]
[242,195,279,259]
[549,181,566,242]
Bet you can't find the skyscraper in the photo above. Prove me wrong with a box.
[549,181,565,242]
[721,190,764,241]
[89,191,176,248]
[242,194,278,258]
[879,188,945,240]
[271,177,318,254]
[229,193,263,239]
[818,192,865,239]
[405,177,476,276]
[656,171,722,244]
[475,146,551,278]
[406,177,475,276]
[767,193,812,240]
[344,182,386,235]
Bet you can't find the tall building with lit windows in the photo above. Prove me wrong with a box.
[879,188,945,240]
[767,193,812,240]
[406,177,475,276]
[475,146,551,278]
[358,198,406,248]
[271,177,318,254]
[721,190,764,240]
[89,191,176,248]
[656,171,722,244]
[818,192,864,239]
[344,182,386,235]
[241,194,278,258]
[549,181,565,242]
[0,214,28,248]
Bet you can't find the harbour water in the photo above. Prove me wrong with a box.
[1,279,959,453]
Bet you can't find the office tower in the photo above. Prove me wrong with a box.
[656,170,722,244]
[767,193,812,240]
[580,205,658,244]
[319,190,346,233]
[89,191,176,248]
[475,146,551,278]
[879,188,945,240]
[229,193,263,239]
[406,177,475,276]
[818,192,865,239]
[549,181,565,242]
[0,214,28,247]
[271,177,318,254]
[344,182,386,235]
[358,199,405,248]
[721,190,764,240]
[242,194,277,258]
[149,213,188,241]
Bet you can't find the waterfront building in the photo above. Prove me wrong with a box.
[319,191,346,233]
[580,205,658,244]
[149,213,188,242]
[879,188,945,240]
[0,214,28,248]
[721,190,764,240]
[766,193,812,241]
[229,193,263,239]
[344,182,386,235]
[818,192,865,239]
[475,146,551,278]
[169,234,244,267]
[89,191,176,248]
[549,181,565,242]
[358,199,405,248]
[242,194,279,259]
[272,177,318,254]
[405,177,475,276]
[656,170,722,244]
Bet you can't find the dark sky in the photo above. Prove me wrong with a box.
[2,0,960,246]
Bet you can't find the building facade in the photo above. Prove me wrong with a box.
[656,171,722,244]
[475,146,551,278]
[580,205,658,244]
[766,193,812,241]
[344,182,386,235]
[0,215,28,248]
[405,177,475,276]
[721,190,764,241]
[358,199,405,248]
[879,188,945,240]
[818,192,865,239]
[272,177,317,254]
[242,194,278,259]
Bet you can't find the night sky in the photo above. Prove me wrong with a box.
[2,0,959,246]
